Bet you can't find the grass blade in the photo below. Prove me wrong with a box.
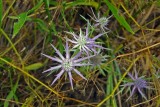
[12,12,28,38]
[65,0,99,9]
[0,0,2,27]
[24,62,43,71]
[4,77,19,107]
[27,0,43,14]
[104,0,134,34]
[12,0,43,38]
[33,18,50,32]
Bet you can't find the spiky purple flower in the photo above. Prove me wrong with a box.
[122,71,150,101]
[42,41,94,89]
[89,8,112,32]
[66,23,106,54]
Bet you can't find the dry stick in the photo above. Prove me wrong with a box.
[1,33,26,56]
[102,41,160,69]
[120,3,140,28]
[141,29,151,57]
[144,28,160,32]
[22,37,43,63]
[139,3,155,26]
[131,95,160,107]
[120,2,160,36]
[2,0,16,21]
[0,98,30,107]
[117,42,160,58]
[0,58,95,107]
[120,2,159,36]
[0,29,24,68]
[113,72,122,107]
[144,16,160,28]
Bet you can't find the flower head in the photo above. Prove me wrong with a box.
[122,71,150,101]
[42,41,93,89]
[89,8,112,32]
[89,50,110,76]
[66,23,106,54]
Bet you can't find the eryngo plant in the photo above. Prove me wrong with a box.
[89,8,112,32]
[122,71,150,101]
[42,10,111,89]
[89,50,110,76]
[42,41,94,89]
[66,22,106,54]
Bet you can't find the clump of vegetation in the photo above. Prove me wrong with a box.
[0,0,160,107]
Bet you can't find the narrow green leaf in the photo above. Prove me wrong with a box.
[113,44,123,54]
[157,1,160,7]
[4,79,19,107]
[0,57,12,65]
[12,0,43,38]
[46,0,49,7]
[65,0,99,9]
[104,0,134,34]
[33,18,49,32]
[27,0,43,14]
[58,38,64,54]
[50,1,58,6]
[43,0,51,20]
[8,16,19,20]
[13,12,28,38]
[0,0,2,27]
[24,62,43,70]
[43,0,57,35]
